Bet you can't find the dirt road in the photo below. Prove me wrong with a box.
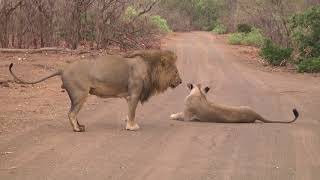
[1,32,320,180]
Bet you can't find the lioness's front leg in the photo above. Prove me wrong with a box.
[171,110,198,121]
[170,112,184,121]
[125,95,140,131]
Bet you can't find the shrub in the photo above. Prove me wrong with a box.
[228,33,245,45]
[228,28,264,47]
[212,24,227,34]
[260,39,293,66]
[206,23,217,31]
[297,57,320,73]
[237,23,252,33]
[290,6,320,58]
[151,15,172,33]
[242,28,264,47]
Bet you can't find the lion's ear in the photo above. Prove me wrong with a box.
[203,87,210,93]
[187,83,193,90]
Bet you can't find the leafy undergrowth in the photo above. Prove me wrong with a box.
[228,28,264,47]
[298,57,320,73]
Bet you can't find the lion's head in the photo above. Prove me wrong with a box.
[124,49,182,103]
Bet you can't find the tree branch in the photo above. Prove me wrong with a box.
[136,0,158,17]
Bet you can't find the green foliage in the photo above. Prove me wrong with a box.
[228,28,264,47]
[260,39,293,66]
[206,23,217,31]
[289,6,320,73]
[124,6,138,20]
[212,24,227,34]
[237,23,252,33]
[242,28,264,47]
[297,57,320,73]
[151,15,171,33]
[228,33,245,45]
[290,5,320,58]
[159,0,225,30]
[193,0,224,29]
[123,6,171,33]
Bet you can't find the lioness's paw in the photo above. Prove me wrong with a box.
[170,114,178,120]
[125,122,140,131]
[73,125,86,132]
[79,124,86,132]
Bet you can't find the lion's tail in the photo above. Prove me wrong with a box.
[9,63,62,84]
[258,109,299,123]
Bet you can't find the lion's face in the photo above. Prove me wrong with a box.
[159,52,182,89]
[169,65,182,88]
[127,49,182,102]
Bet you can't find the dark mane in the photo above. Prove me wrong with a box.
[124,50,177,103]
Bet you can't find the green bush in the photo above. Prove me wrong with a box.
[290,5,320,58]
[151,15,172,33]
[228,33,245,45]
[212,24,227,34]
[228,28,264,47]
[237,23,252,33]
[242,28,264,47]
[260,39,293,66]
[297,57,320,73]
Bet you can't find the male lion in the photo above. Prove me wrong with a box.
[170,83,299,123]
[9,49,182,132]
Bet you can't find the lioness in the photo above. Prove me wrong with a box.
[9,50,182,132]
[170,83,299,123]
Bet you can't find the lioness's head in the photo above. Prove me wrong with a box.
[125,49,182,102]
[187,83,210,98]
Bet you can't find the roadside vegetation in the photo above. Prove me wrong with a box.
[0,0,319,72]
[211,24,227,34]
[160,1,319,73]
[0,0,164,50]
[228,27,264,47]
[222,2,319,73]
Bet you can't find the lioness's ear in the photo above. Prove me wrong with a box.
[187,83,193,90]
[204,87,210,93]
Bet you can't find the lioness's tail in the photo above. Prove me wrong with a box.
[259,108,299,123]
[9,63,62,84]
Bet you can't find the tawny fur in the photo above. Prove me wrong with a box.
[9,49,182,132]
[170,83,299,123]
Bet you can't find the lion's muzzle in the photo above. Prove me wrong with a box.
[170,78,182,88]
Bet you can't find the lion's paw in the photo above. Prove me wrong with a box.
[125,122,140,131]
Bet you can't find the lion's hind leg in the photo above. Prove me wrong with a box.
[170,112,184,121]
[65,87,89,132]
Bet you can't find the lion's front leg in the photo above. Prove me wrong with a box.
[170,112,184,121]
[125,95,140,131]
